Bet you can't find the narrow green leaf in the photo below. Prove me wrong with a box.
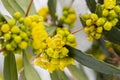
[1,0,25,16]
[66,45,120,74]
[15,0,36,15]
[104,27,120,45]
[4,52,18,80]
[67,65,88,80]
[96,72,114,80]
[48,0,56,22]
[79,16,86,27]
[50,70,69,80]
[97,38,109,57]
[23,50,41,80]
[85,0,96,13]
[96,4,102,17]
[45,26,56,36]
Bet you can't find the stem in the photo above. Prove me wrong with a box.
[71,28,83,34]
[25,0,33,17]
[0,48,5,52]
[69,0,75,8]
[109,48,119,58]
[67,67,77,80]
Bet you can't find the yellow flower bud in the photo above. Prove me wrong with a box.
[18,41,28,49]
[103,21,113,31]
[94,33,101,39]
[104,0,116,9]
[67,14,77,23]
[96,27,103,33]
[1,24,10,33]
[86,19,92,26]
[46,48,54,57]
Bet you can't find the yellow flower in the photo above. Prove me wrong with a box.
[32,22,48,41]
[67,14,77,23]
[38,7,49,20]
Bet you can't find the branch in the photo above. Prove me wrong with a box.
[25,0,34,17]
[71,27,83,34]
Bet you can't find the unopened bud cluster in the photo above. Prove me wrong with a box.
[60,6,77,28]
[34,27,77,73]
[82,0,120,41]
[0,12,31,54]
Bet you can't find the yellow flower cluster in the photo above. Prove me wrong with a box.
[35,56,74,73]
[31,22,48,50]
[82,0,120,41]
[34,27,76,73]
[38,7,49,21]
[0,11,77,73]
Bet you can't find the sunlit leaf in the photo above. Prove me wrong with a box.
[23,50,41,80]
[66,45,120,74]
[50,70,69,80]
[4,52,18,80]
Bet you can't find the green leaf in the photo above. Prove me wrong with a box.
[1,0,25,16]
[45,26,56,36]
[15,0,36,15]
[67,65,88,80]
[104,27,120,45]
[97,38,109,57]
[23,50,41,80]
[96,72,114,80]
[96,4,102,17]
[4,52,18,80]
[48,0,56,22]
[79,16,86,27]
[66,45,120,74]
[1,0,36,16]
[50,70,69,80]
[85,0,96,13]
